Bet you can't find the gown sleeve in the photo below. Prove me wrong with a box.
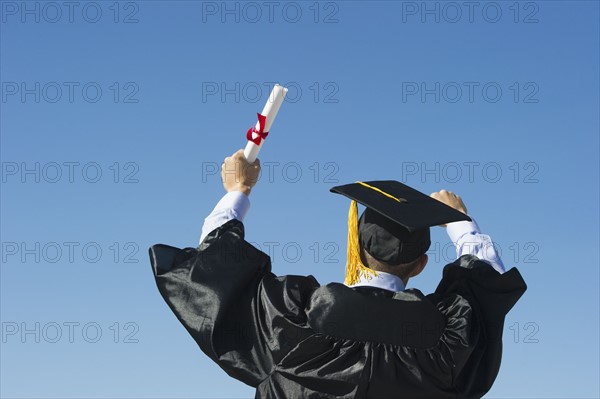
[432,254,527,397]
[148,219,319,387]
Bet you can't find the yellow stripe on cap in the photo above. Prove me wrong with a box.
[355,181,407,203]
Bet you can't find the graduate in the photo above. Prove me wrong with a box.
[149,149,527,398]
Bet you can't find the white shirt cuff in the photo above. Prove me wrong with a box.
[446,216,506,274]
[199,191,250,244]
[446,217,481,244]
[215,191,251,220]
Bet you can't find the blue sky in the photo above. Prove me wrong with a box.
[1,1,598,397]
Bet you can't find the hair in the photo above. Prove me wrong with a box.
[360,247,423,281]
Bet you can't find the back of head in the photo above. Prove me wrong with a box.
[359,208,431,264]
[358,208,430,278]
[329,180,471,285]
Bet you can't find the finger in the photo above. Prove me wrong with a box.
[233,149,245,158]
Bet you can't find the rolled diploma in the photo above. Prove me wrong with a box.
[244,84,288,163]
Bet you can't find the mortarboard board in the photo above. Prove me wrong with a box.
[330,181,471,285]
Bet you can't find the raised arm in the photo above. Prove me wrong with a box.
[151,149,320,387]
[431,190,505,273]
[199,149,260,244]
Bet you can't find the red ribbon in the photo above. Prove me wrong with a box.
[246,113,269,146]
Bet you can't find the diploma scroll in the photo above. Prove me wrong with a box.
[244,84,288,163]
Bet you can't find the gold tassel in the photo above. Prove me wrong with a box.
[344,200,378,285]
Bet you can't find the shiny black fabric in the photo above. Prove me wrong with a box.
[150,219,526,399]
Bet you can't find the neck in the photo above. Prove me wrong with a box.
[361,248,405,279]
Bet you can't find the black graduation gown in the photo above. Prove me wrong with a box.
[149,219,526,399]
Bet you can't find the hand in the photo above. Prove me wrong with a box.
[221,149,260,196]
[430,189,468,227]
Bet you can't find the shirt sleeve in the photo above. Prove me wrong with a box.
[200,191,251,244]
[446,217,506,274]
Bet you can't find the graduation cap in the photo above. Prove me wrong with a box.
[330,181,471,285]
